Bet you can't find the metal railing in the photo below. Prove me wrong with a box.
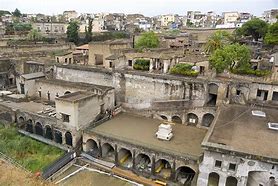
[41,151,76,180]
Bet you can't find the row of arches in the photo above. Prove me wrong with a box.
[160,112,214,127]
[208,172,238,186]
[18,117,73,146]
[84,139,196,184]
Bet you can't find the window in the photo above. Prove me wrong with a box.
[257,89,262,97]
[215,160,222,168]
[272,92,278,101]
[109,61,113,68]
[57,57,59,63]
[65,58,68,63]
[62,113,70,122]
[69,58,72,64]
[236,90,241,96]
[229,163,236,171]
[128,60,132,66]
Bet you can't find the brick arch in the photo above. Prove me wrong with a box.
[171,115,182,124]
[201,113,215,127]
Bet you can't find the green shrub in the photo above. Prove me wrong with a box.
[170,64,199,77]
[231,68,271,77]
[133,59,150,71]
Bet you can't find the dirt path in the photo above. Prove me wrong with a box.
[0,159,52,186]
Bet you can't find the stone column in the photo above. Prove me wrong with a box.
[196,172,209,186]
[170,160,176,181]
[219,174,227,186]
[115,145,118,166]
[149,59,154,72]
[98,140,102,157]
[132,149,136,170]
[151,156,156,176]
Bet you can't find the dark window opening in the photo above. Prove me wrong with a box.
[62,113,70,122]
[109,61,113,68]
[229,163,236,171]
[128,60,132,66]
[65,58,68,63]
[215,160,222,168]
[236,90,241,96]
[272,92,278,101]
[69,58,72,64]
[257,89,262,97]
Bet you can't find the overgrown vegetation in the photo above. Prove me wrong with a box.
[170,64,199,77]
[91,32,130,42]
[209,43,271,76]
[236,18,269,41]
[135,31,160,50]
[133,59,150,71]
[0,124,64,172]
[264,22,278,45]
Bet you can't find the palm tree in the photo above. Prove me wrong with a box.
[205,30,231,54]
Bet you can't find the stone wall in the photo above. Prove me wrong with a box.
[197,150,278,186]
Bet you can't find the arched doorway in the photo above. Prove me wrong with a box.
[35,122,43,136]
[172,116,182,124]
[118,148,132,168]
[155,159,171,179]
[26,119,33,133]
[226,176,238,186]
[101,143,115,161]
[187,113,198,126]
[176,166,196,185]
[18,116,24,124]
[45,125,53,140]
[85,139,99,157]
[64,91,71,95]
[135,153,151,172]
[65,132,73,146]
[207,83,219,106]
[208,172,220,186]
[202,113,214,127]
[54,130,62,144]
[160,115,168,121]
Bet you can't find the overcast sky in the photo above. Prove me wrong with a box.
[0,0,277,16]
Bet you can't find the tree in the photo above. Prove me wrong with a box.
[209,44,251,73]
[135,31,160,49]
[27,29,42,41]
[205,30,231,54]
[237,18,268,41]
[264,22,278,45]
[66,21,79,45]
[12,8,21,17]
[85,18,93,43]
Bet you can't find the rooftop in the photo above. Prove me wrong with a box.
[56,91,96,103]
[22,72,45,80]
[36,79,114,93]
[88,113,207,160]
[205,104,278,161]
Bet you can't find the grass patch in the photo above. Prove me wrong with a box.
[0,124,64,172]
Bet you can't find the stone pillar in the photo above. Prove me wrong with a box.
[149,59,154,72]
[219,175,227,186]
[151,156,156,176]
[98,141,102,157]
[197,172,209,186]
[170,160,176,181]
[163,60,169,74]
[132,149,136,170]
[62,132,66,145]
[115,145,118,166]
